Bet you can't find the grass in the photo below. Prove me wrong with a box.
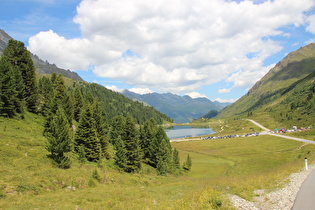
[1,113,315,209]
[173,135,315,199]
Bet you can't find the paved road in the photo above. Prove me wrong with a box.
[292,168,315,210]
[247,119,270,132]
[247,119,315,145]
[269,133,315,145]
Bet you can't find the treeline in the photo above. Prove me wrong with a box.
[0,40,189,175]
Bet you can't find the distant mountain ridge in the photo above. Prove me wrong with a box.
[0,29,83,81]
[122,90,229,123]
[218,43,315,126]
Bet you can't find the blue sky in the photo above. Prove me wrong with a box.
[1,0,315,102]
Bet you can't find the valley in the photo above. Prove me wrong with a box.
[1,113,314,209]
[1,30,315,209]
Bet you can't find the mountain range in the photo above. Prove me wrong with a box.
[122,90,229,123]
[218,43,315,127]
[3,28,313,126]
[1,29,229,123]
[0,29,83,81]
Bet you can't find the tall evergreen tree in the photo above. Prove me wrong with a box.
[172,148,180,170]
[38,76,53,115]
[110,115,125,145]
[91,100,110,159]
[2,40,38,112]
[51,74,66,100]
[155,126,172,173]
[73,87,84,122]
[140,118,157,164]
[45,106,71,168]
[63,91,74,125]
[156,155,168,175]
[183,154,192,171]
[123,115,142,173]
[0,57,20,117]
[74,104,101,162]
[114,135,127,170]
[43,92,59,137]
[51,74,73,125]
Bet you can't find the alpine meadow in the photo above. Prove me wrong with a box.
[1,32,315,209]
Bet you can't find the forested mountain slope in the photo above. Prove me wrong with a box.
[218,43,315,126]
[72,81,173,124]
[122,90,227,123]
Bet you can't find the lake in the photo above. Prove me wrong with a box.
[164,125,215,139]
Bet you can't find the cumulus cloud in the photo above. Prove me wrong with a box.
[225,63,275,90]
[128,87,154,95]
[306,15,315,34]
[105,85,123,93]
[28,0,315,94]
[214,98,237,103]
[218,88,232,93]
[185,91,208,99]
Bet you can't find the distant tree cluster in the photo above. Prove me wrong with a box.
[200,110,219,119]
[0,40,189,175]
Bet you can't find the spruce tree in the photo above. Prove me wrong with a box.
[0,57,19,117]
[114,135,127,170]
[63,91,74,125]
[12,64,25,114]
[140,118,157,164]
[172,148,180,170]
[156,155,168,175]
[155,126,172,173]
[52,74,66,101]
[123,115,142,173]
[37,76,53,115]
[51,74,73,125]
[74,104,101,162]
[91,100,110,159]
[110,115,125,145]
[2,40,38,112]
[73,87,84,122]
[183,154,192,171]
[45,106,71,168]
[43,92,59,137]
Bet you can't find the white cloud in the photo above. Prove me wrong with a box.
[105,85,123,93]
[218,88,231,93]
[225,63,275,90]
[305,38,315,45]
[214,98,237,103]
[28,0,315,94]
[128,87,153,95]
[185,92,208,99]
[306,15,315,34]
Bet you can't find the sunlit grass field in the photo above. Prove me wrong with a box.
[1,113,315,209]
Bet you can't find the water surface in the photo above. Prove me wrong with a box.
[165,125,214,139]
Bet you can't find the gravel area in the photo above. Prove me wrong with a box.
[228,164,315,210]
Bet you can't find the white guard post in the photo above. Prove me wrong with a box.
[305,157,308,171]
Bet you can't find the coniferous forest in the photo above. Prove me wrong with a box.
[0,40,188,175]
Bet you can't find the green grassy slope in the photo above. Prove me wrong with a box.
[1,113,315,209]
[218,43,315,127]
